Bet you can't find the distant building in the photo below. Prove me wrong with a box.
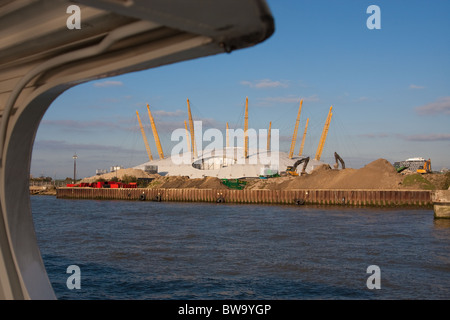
[110,166,123,172]
[96,169,108,175]
[134,148,325,179]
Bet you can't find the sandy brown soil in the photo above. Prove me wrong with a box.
[148,175,226,189]
[246,158,403,190]
[30,185,57,195]
[246,159,449,190]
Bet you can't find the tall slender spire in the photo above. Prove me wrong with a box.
[187,98,197,158]
[147,104,164,159]
[184,120,191,153]
[315,106,333,161]
[289,99,303,159]
[136,110,153,161]
[299,118,309,156]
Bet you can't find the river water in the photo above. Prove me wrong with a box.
[30,195,450,300]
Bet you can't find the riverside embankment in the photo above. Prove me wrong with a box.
[56,187,433,207]
[55,158,449,211]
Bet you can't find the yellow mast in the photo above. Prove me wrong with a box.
[136,110,153,161]
[267,121,272,151]
[244,96,249,158]
[289,99,303,159]
[226,122,229,148]
[314,106,333,161]
[298,118,309,156]
[184,120,191,153]
[147,104,164,159]
[187,98,197,158]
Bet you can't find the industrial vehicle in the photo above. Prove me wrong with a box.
[333,152,345,169]
[285,157,310,176]
[417,159,432,174]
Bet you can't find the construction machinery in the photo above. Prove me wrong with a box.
[417,159,432,174]
[285,157,310,176]
[333,152,345,169]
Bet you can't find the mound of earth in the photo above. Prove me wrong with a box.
[80,168,158,183]
[148,175,225,189]
[30,185,57,195]
[246,158,405,190]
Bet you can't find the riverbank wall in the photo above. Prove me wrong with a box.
[56,187,433,207]
[431,190,450,218]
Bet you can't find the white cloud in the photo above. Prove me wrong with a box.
[152,109,186,117]
[401,133,450,142]
[240,79,289,89]
[33,139,139,153]
[93,80,124,87]
[358,133,390,139]
[409,84,425,90]
[302,95,320,102]
[255,94,319,106]
[261,96,301,103]
[415,96,450,115]
[41,119,121,130]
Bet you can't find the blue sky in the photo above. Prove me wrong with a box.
[31,0,450,179]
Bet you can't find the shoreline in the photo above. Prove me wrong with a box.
[55,187,433,207]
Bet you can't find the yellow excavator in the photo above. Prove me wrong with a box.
[286,157,310,176]
[417,159,432,174]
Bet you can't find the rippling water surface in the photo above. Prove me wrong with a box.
[31,196,450,300]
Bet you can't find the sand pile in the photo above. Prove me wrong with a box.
[246,158,404,190]
[149,175,225,189]
[80,168,158,183]
[286,158,403,190]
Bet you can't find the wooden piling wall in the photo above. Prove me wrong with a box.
[56,188,432,207]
